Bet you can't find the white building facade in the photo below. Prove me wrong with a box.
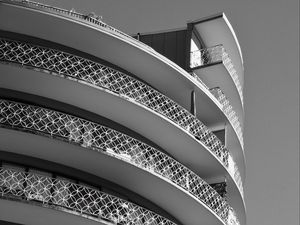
[0,1,246,225]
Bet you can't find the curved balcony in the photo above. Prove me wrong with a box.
[0,0,242,130]
[0,0,152,52]
[190,45,243,108]
[0,38,244,197]
[0,166,175,225]
[0,99,240,225]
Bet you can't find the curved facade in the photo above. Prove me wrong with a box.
[0,1,246,225]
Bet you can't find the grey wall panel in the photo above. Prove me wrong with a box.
[139,30,188,69]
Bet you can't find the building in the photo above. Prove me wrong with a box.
[0,1,246,225]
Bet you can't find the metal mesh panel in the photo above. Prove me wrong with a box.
[0,167,176,225]
[0,99,240,224]
[210,87,244,150]
[0,38,243,195]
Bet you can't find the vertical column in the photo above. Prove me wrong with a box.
[185,23,193,72]
[190,90,196,116]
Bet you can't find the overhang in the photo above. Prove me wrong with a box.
[190,13,244,91]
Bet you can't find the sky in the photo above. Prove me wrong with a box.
[38,0,299,224]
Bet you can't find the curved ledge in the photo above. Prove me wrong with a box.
[0,198,108,225]
[222,14,244,66]
[0,99,240,225]
[0,167,175,225]
[0,38,244,196]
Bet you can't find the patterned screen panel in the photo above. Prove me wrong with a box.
[0,99,240,225]
[0,38,243,196]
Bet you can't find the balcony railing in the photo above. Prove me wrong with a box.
[210,87,244,149]
[0,38,243,197]
[190,45,223,68]
[0,99,240,225]
[0,0,153,51]
[190,45,244,107]
[0,167,176,225]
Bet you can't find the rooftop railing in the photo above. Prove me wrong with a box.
[0,0,153,51]
[0,99,240,225]
[190,45,244,107]
[0,166,176,225]
[0,38,243,197]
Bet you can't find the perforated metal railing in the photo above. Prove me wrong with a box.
[0,0,153,51]
[190,45,244,107]
[210,87,243,149]
[0,167,176,225]
[190,45,223,67]
[0,99,240,225]
[0,38,243,196]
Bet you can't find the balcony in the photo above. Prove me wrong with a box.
[0,38,243,198]
[190,45,243,108]
[0,99,240,225]
[189,13,244,93]
[0,0,152,52]
[0,0,240,131]
[0,166,175,225]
